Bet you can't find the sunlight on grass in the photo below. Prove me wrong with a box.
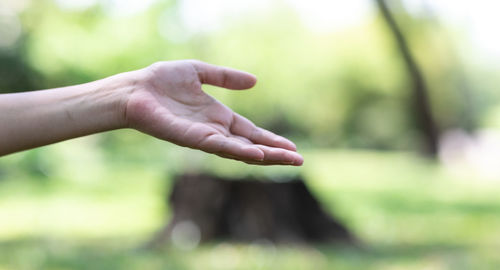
[1,149,500,269]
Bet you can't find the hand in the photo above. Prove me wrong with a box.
[125,60,303,166]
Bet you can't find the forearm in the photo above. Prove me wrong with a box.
[0,71,139,156]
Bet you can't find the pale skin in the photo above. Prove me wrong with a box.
[0,60,303,166]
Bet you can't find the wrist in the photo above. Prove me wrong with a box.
[97,68,149,130]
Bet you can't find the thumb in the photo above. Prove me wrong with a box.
[190,60,257,90]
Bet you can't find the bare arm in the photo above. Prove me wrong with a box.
[0,60,303,166]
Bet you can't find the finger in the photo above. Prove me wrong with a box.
[255,144,304,166]
[230,113,297,151]
[215,150,300,166]
[217,154,293,166]
[198,134,265,161]
[190,60,257,90]
[215,136,301,166]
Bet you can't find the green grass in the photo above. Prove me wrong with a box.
[1,148,500,269]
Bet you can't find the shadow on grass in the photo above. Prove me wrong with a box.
[2,237,500,270]
[319,242,500,269]
[0,237,186,270]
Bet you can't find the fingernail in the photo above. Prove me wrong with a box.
[294,159,304,166]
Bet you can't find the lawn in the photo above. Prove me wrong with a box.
[1,147,500,270]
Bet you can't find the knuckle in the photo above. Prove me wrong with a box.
[188,59,203,66]
[250,127,261,141]
[219,68,229,86]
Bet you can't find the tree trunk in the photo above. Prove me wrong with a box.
[375,0,440,156]
[144,173,356,249]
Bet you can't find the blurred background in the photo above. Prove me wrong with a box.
[1,0,500,269]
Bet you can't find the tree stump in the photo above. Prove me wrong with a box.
[145,173,355,248]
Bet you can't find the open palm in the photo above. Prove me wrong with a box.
[125,60,303,166]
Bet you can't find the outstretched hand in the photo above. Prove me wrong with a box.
[125,60,303,166]
[0,59,303,165]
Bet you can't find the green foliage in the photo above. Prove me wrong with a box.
[3,0,498,152]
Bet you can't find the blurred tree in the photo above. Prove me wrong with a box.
[419,2,478,133]
[376,0,440,156]
[145,173,355,248]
